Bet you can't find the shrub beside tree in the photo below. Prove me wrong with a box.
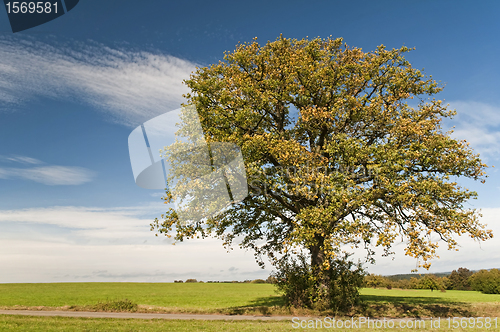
[272,254,365,311]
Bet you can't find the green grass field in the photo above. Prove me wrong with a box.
[0,316,498,331]
[361,288,500,303]
[358,288,500,319]
[0,283,499,331]
[0,283,283,314]
[1,283,499,313]
[0,316,294,332]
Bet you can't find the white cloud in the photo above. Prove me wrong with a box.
[0,205,159,239]
[0,168,8,178]
[0,204,270,282]
[0,239,269,283]
[0,155,95,185]
[0,37,197,126]
[446,101,500,160]
[0,165,95,185]
[0,204,499,281]
[0,155,42,164]
[150,192,166,197]
[356,207,500,275]
[449,101,500,127]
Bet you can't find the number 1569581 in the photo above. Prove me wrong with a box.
[5,2,58,14]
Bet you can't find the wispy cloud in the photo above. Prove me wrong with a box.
[0,204,161,242]
[0,37,197,126]
[0,204,163,228]
[0,155,95,185]
[0,166,95,185]
[0,155,42,164]
[446,101,500,160]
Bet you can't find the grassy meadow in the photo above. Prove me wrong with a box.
[1,315,499,332]
[0,283,499,331]
[0,283,281,313]
[0,316,294,332]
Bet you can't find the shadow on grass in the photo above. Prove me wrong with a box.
[360,294,458,305]
[221,293,477,318]
[357,294,475,318]
[223,296,286,315]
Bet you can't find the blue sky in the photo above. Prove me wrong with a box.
[0,0,499,282]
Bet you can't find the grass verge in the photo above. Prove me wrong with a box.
[0,315,498,332]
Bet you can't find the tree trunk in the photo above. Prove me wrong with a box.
[309,234,330,302]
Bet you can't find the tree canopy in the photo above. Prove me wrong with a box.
[152,35,492,306]
[448,267,473,290]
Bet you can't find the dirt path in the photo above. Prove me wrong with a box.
[0,309,298,321]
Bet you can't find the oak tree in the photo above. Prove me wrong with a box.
[152,36,492,308]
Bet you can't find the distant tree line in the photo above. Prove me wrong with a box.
[174,269,500,295]
[173,277,275,284]
[364,268,500,294]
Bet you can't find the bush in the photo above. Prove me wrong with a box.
[272,253,365,312]
[92,299,138,312]
[364,274,389,288]
[251,279,266,284]
[470,269,500,294]
[185,279,198,283]
[415,275,445,291]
